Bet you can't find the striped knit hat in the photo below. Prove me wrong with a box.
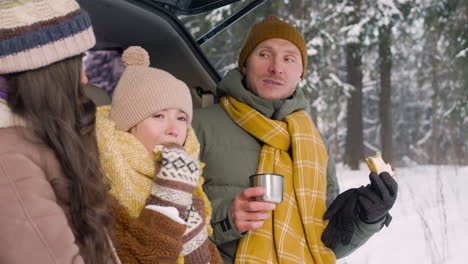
[110,46,193,131]
[238,16,308,79]
[0,0,96,74]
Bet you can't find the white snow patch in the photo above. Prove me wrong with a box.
[336,164,468,264]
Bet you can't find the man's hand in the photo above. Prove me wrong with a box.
[321,188,360,249]
[231,187,276,233]
[357,172,398,223]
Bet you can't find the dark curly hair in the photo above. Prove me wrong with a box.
[6,55,113,264]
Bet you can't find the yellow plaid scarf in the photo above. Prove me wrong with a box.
[221,96,335,264]
[95,106,213,263]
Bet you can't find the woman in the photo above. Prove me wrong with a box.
[0,0,119,263]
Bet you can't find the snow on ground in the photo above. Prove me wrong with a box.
[336,164,468,264]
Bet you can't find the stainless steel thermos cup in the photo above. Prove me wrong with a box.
[249,173,284,203]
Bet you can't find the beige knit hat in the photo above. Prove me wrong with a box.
[238,16,308,79]
[109,46,192,131]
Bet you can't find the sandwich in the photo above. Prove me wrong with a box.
[365,152,396,176]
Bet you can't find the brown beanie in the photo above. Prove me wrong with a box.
[109,46,192,131]
[238,16,308,79]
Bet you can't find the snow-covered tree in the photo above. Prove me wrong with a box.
[181,0,467,166]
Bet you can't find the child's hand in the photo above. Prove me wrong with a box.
[153,143,183,162]
[154,143,184,151]
[149,146,200,219]
[158,147,200,188]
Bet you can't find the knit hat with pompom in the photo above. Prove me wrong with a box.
[109,46,193,131]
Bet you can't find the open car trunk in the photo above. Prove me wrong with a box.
[78,0,265,108]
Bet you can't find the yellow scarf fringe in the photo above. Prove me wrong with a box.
[96,106,213,264]
[221,96,335,264]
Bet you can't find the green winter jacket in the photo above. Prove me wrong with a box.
[192,69,385,264]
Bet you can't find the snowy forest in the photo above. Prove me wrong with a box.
[181,0,468,169]
[79,1,467,262]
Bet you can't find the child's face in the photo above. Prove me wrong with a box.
[130,108,188,152]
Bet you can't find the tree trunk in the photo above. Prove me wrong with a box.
[430,34,440,165]
[344,0,364,170]
[448,118,460,165]
[333,82,340,162]
[345,42,364,170]
[379,24,394,165]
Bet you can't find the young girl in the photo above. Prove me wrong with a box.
[0,0,119,263]
[95,46,222,263]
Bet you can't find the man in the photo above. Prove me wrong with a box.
[192,16,397,264]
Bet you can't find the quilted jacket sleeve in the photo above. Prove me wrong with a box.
[322,139,387,259]
[0,154,85,264]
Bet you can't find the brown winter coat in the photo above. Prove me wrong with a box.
[0,127,120,264]
[112,198,222,264]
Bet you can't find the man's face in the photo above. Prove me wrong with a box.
[242,38,303,100]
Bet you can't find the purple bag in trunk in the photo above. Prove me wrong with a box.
[0,76,8,100]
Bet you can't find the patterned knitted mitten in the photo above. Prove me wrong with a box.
[181,196,211,264]
[148,146,200,219]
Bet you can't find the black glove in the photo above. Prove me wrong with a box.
[357,172,398,224]
[321,188,360,249]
